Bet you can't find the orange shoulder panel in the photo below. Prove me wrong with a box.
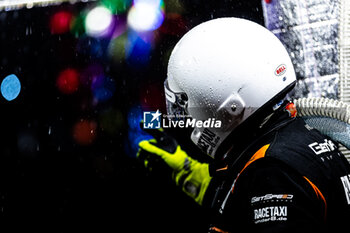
[240,144,270,174]
[231,144,270,193]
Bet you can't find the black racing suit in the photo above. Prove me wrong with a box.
[206,110,350,232]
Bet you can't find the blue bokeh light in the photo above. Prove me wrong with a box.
[1,74,21,101]
[126,31,152,67]
[125,105,153,157]
[91,75,116,102]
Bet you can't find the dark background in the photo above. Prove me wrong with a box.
[0,0,263,231]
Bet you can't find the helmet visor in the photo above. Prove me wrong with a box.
[164,79,189,120]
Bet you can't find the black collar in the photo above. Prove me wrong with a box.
[210,103,296,178]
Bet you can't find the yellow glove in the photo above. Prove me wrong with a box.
[137,128,212,206]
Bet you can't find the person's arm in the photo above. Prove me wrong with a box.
[137,128,212,206]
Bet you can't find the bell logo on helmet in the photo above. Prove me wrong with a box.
[275,64,287,76]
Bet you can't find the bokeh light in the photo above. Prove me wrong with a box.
[91,75,116,102]
[127,0,164,32]
[56,68,80,95]
[125,105,153,157]
[99,108,124,135]
[101,0,132,14]
[111,16,127,39]
[73,119,97,145]
[125,31,153,66]
[70,11,86,37]
[159,13,187,36]
[108,32,128,63]
[127,105,143,130]
[17,130,40,157]
[139,82,165,109]
[50,10,73,34]
[76,36,109,59]
[80,63,104,88]
[17,131,39,157]
[1,74,21,101]
[85,6,113,37]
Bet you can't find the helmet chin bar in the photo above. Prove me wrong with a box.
[190,93,247,159]
[164,79,189,120]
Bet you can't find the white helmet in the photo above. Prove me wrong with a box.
[164,18,296,159]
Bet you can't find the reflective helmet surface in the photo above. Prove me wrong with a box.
[165,17,296,159]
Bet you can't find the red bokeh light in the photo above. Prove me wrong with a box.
[73,119,97,145]
[159,13,187,36]
[50,11,73,34]
[56,68,80,94]
[139,82,166,111]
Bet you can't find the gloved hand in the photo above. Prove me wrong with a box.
[137,127,212,206]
